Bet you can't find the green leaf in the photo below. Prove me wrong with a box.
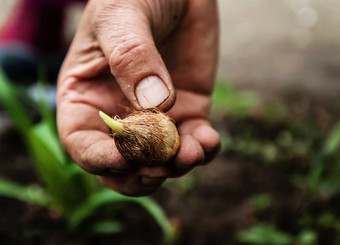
[137,197,177,244]
[69,189,129,229]
[92,220,123,234]
[0,70,173,243]
[237,223,293,245]
[0,178,50,207]
[295,230,318,245]
[31,121,67,165]
[35,82,57,135]
[318,212,340,230]
[25,122,73,214]
[220,131,233,152]
[212,79,259,117]
[251,193,273,212]
[69,189,176,243]
[261,143,278,163]
[323,122,340,155]
[319,173,340,198]
[0,71,33,141]
[276,130,293,148]
[67,163,101,199]
[308,122,340,192]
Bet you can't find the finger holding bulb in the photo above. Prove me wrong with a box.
[98,109,220,194]
[57,0,219,196]
[99,109,180,166]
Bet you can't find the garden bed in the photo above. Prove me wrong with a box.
[0,90,338,244]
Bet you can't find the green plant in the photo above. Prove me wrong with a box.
[308,122,340,196]
[0,71,176,244]
[237,223,294,245]
[237,223,317,245]
[251,193,273,212]
[212,79,260,117]
[212,79,340,245]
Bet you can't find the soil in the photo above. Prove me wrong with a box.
[0,95,338,245]
[0,125,279,245]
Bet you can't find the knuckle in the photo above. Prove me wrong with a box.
[79,154,102,174]
[78,144,108,175]
[109,37,150,72]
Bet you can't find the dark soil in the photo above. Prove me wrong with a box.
[0,123,264,245]
[0,92,338,245]
[0,127,164,245]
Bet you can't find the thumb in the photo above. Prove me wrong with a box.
[93,1,176,111]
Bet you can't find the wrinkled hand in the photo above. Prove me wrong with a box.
[57,0,220,196]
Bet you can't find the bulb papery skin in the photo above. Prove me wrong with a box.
[101,109,180,165]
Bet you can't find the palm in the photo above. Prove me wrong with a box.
[57,0,220,196]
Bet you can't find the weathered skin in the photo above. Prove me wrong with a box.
[57,0,221,196]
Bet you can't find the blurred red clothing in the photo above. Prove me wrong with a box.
[0,0,87,53]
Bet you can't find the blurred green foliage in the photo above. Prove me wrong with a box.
[251,193,273,212]
[238,224,318,245]
[237,223,294,245]
[212,79,340,245]
[212,79,260,117]
[0,72,339,244]
[0,71,176,244]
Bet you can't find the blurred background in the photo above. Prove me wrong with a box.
[219,0,339,102]
[0,0,339,244]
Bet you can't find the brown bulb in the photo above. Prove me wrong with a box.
[99,109,180,165]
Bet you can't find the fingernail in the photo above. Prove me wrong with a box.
[136,76,170,108]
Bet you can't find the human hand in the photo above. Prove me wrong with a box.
[57,0,220,196]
